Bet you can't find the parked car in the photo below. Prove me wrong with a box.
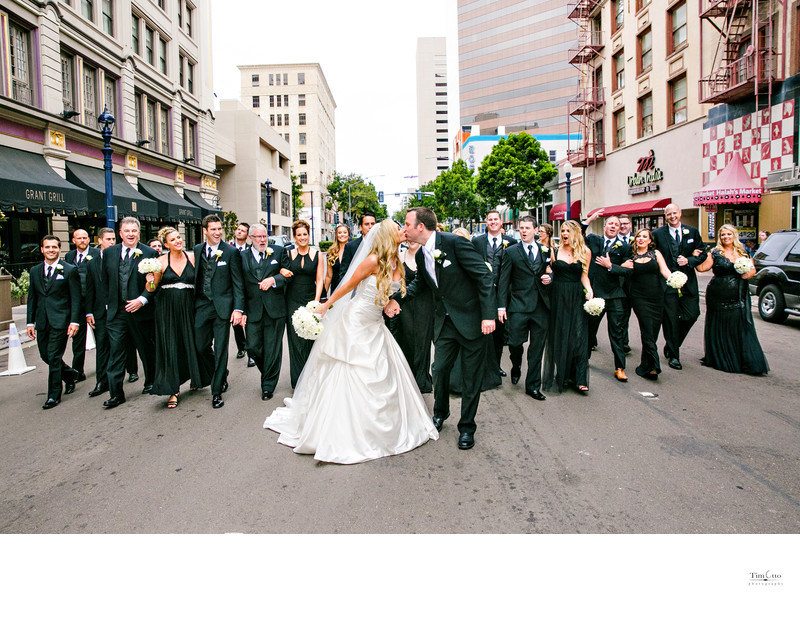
[748,230,800,323]
[269,234,293,249]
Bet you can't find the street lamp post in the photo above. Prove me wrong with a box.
[564,161,574,221]
[264,179,272,236]
[98,108,116,228]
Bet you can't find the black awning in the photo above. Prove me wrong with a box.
[65,162,159,222]
[184,189,221,217]
[0,145,88,215]
[138,179,203,224]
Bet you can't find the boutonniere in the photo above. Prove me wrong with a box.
[485,261,493,271]
[213,250,224,260]
[265,247,274,256]
[612,241,623,250]
[84,254,93,261]
[433,249,445,263]
[55,264,64,271]
[133,249,142,258]
[540,245,549,253]
[682,228,690,236]
[501,241,510,248]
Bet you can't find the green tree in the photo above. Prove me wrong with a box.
[222,210,239,241]
[327,172,387,225]
[430,159,483,223]
[290,171,304,220]
[476,133,557,223]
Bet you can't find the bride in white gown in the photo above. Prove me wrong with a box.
[263,220,439,464]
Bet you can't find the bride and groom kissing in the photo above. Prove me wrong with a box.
[263,207,497,463]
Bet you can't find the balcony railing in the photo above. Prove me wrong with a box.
[699,49,780,103]
[568,31,604,65]
[568,140,605,168]
[11,79,33,105]
[568,87,605,116]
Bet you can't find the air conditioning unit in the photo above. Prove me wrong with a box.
[766,166,800,190]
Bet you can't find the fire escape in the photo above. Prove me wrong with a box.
[699,0,787,104]
[566,0,605,168]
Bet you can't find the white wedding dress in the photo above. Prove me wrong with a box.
[263,275,439,464]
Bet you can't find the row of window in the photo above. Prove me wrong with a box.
[60,50,116,126]
[269,114,307,126]
[132,13,196,93]
[612,74,687,149]
[252,94,307,108]
[251,72,305,86]
[133,91,197,160]
[58,0,194,40]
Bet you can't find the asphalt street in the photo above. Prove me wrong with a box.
[1,292,799,534]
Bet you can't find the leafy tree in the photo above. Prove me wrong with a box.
[222,210,239,241]
[327,172,387,224]
[430,159,483,223]
[290,171,304,220]
[476,133,557,223]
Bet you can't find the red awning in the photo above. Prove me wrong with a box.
[588,198,672,218]
[693,152,762,205]
[549,200,581,221]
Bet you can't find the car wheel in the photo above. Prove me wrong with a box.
[758,285,789,323]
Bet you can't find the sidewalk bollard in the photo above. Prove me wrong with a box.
[0,323,36,376]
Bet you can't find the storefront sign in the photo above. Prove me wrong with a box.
[708,212,715,239]
[627,150,663,194]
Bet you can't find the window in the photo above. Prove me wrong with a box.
[135,91,143,141]
[298,72,305,85]
[669,2,687,53]
[298,94,306,106]
[159,39,167,74]
[61,52,75,110]
[283,94,289,107]
[613,0,624,31]
[594,119,605,156]
[104,75,116,116]
[187,60,194,94]
[299,152,307,165]
[639,94,653,137]
[157,0,165,8]
[276,95,281,107]
[9,22,33,105]
[299,133,306,145]
[269,74,274,86]
[159,106,170,154]
[251,74,259,86]
[669,75,688,125]
[252,95,260,108]
[183,117,196,161]
[131,15,139,54]
[276,74,281,86]
[81,0,93,21]
[638,29,652,74]
[177,1,182,27]
[613,51,625,91]
[83,64,98,122]
[277,115,282,126]
[636,0,651,11]
[185,4,193,36]
[299,172,308,184]
[179,54,185,88]
[549,150,557,162]
[283,114,289,126]
[614,109,626,147]
[145,26,154,65]
[299,113,306,125]
[146,99,156,145]
[101,0,113,35]
[269,114,275,126]
[283,73,288,84]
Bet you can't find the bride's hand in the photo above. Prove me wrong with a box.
[383,299,401,318]
[313,304,329,317]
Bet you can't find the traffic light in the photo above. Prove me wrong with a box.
[378,191,384,203]
[417,190,422,201]
[334,213,339,224]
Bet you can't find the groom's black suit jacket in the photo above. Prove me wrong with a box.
[402,232,495,341]
[241,246,291,322]
[472,232,517,288]
[497,241,550,313]
[101,243,158,321]
[193,241,245,318]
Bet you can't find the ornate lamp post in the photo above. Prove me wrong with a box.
[264,179,272,236]
[564,160,574,222]
[98,108,116,228]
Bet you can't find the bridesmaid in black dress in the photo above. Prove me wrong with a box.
[393,239,434,393]
[324,224,350,299]
[145,227,206,408]
[285,220,325,388]
[621,229,672,380]
[696,224,768,375]
[542,221,593,393]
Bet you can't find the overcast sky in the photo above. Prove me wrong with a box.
[209,0,460,214]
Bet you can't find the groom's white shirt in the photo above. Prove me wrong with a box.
[423,231,437,286]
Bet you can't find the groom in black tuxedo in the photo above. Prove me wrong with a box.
[386,207,496,451]
[26,235,81,409]
[652,203,706,370]
[101,217,158,408]
[497,216,551,400]
[240,224,291,401]
[194,214,245,409]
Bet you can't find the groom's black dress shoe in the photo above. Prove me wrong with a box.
[236,350,246,359]
[498,369,507,377]
[262,391,273,401]
[668,358,682,370]
[510,367,521,385]
[432,415,447,432]
[128,373,139,383]
[88,383,108,398]
[142,384,153,394]
[212,394,224,409]
[42,398,60,410]
[458,433,474,450]
[103,395,126,409]
[526,389,546,401]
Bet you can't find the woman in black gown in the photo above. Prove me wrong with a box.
[542,220,593,393]
[285,220,325,388]
[324,224,350,299]
[145,227,206,408]
[697,224,768,375]
[393,239,434,393]
[621,228,671,380]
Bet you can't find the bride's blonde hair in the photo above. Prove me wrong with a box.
[370,220,405,306]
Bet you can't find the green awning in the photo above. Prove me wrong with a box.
[0,145,88,215]
[184,189,221,217]
[138,179,202,224]
[65,162,159,222]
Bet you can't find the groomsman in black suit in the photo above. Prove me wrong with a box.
[63,228,95,381]
[472,208,517,378]
[26,235,81,409]
[583,214,633,382]
[101,217,158,408]
[240,224,291,400]
[230,222,255,367]
[338,211,376,282]
[497,216,551,400]
[386,207,496,451]
[652,203,707,370]
[194,214,245,409]
[84,227,116,397]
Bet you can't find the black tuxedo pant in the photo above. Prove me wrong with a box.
[621,294,632,347]
[506,306,548,393]
[106,311,155,398]
[246,316,285,394]
[233,322,246,353]
[92,315,111,388]
[125,343,138,375]
[588,297,627,369]
[195,300,231,396]
[432,316,484,435]
[661,291,700,359]
[36,324,70,400]
[70,316,87,375]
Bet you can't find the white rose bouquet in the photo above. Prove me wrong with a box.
[292,300,324,340]
[666,271,688,297]
[583,297,605,316]
[137,258,163,290]
[734,257,754,275]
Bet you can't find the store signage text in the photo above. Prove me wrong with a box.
[627,150,663,195]
[26,188,65,203]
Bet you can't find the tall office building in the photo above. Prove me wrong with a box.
[416,37,450,185]
[457,0,577,136]
[239,63,336,242]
